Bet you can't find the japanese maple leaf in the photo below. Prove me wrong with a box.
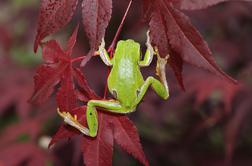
[143,0,240,89]
[30,25,96,110]
[49,106,149,166]
[81,0,112,66]
[34,0,112,67]
[172,0,252,10]
[34,0,78,52]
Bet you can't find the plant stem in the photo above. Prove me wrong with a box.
[71,56,85,63]
[107,0,133,54]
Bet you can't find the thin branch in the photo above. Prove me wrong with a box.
[107,0,133,54]
[71,56,85,63]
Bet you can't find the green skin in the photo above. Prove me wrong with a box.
[58,32,169,137]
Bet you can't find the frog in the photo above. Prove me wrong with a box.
[57,31,169,137]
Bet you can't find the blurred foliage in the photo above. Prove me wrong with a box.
[1,0,252,166]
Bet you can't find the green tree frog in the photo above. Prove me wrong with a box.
[57,31,169,137]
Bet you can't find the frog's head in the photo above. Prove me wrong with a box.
[115,39,140,61]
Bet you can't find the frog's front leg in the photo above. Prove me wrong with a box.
[136,54,169,103]
[97,38,113,66]
[139,30,155,67]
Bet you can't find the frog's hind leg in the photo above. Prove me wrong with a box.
[136,55,169,103]
[136,76,169,105]
[57,109,90,136]
[58,100,125,137]
[139,30,155,67]
[86,100,123,137]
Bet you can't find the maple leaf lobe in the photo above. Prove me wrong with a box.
[113,116,149,166]
[81,0,112,66]
[146,0,237,89]
[173,0,252,10]
[34,0,78,52]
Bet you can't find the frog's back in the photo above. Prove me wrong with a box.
[108,40,144,108]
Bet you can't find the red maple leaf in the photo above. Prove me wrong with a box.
[81,0,112,66]
[34,0,112,66]
[172,0,252,10]
[34,0,78,52]
[143,0,237,89]
[50,107,149,166]
[30,25,90,109]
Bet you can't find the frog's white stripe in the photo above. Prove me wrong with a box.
[99,48,112,66]
[99,38,112,66]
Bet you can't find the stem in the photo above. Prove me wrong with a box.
[59,56,71,63]
[107,0,133,54]
[71,56,85,63]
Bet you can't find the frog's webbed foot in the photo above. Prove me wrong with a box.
[139,30,155,67]
[57,108,90,136]
[154,47,169,91]
[146,30,155,56]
